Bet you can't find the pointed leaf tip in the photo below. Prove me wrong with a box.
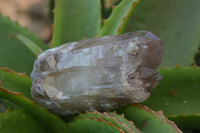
[98,0,141,37]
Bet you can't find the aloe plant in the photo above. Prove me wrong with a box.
[0,0,200,132]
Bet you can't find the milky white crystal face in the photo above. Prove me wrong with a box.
[31,31,164,115]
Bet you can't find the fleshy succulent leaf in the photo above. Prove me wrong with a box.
[0,14,49,74]
[117,104,182,133]
[123,0,200,67]
[0,86,133,133]
[52,0,101,47]
[98,0,141,37]
[77,111,141,133]
[143,66,200,116]
[0,86,69,132]
[0,110,47,133]
[14,34,43,56]
[168,115,200,130]
[142,66,200,131]
[0,68,32,99]
[108,112,141,133]
[64,117,122,133]
[49,0,55,22]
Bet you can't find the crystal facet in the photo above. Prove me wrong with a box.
[31,31,164,115]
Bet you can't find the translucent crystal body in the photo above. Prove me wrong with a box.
[31,31,164,115]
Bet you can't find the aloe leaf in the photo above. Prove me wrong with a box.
[0,67,32,110]
[108,112,141,133]
[0,86,69,132]
[0,68,32,99]
[0,110,47,133]
[143,66,200,116]
[98,0,141,37]
[117,104,182,133]
[168,115,200,130]
[52,0,101,47]
[49,0,55,22]
[122,0,200,66]
[0,86,127,132]
[14,34,43,56]
[0,14,49,74]
[65,117,122,133]
[0,14,48,50]
[77,111,141,133]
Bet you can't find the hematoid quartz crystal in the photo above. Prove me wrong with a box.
[31,31,164,115]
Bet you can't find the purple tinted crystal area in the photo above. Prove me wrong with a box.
[31,31,164,115]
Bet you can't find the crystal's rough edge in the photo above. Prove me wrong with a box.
[31,31,164,115]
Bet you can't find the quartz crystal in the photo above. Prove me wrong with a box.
[31,31,164,115]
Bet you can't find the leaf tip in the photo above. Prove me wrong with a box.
[117,1,138,35]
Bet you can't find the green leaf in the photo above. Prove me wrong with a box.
[0,68,32,99]
[65,117,122,133]
[0,14,48,50]
[0,68,32,110]
[0,110,47,133]
[52,0,101,47]
[0,14,49,74]
[0,86,69,133]
[77,111,141,133]
[14,34,43,56]
[143,66,200,116]
[49,0,55,22]
[117,104,182,133]
[122,0,200,67]
[0,86,127,133]
[168,115,200,130]
[108,112,141,133]
[98,0,141,37]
